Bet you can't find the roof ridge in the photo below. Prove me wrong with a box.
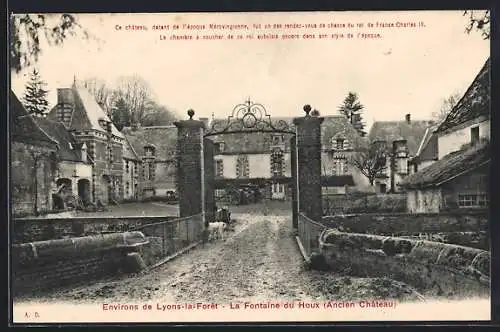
[436,57,490,133]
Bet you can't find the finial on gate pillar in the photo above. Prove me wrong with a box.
[187,109,195,120]
[303,104,312,116]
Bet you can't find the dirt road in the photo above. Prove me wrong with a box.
[19,214,422,304]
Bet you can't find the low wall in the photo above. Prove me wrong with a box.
[318,230,490,299]
[12,232,149,296]
[12,216,178,244]
[322,211,488,233]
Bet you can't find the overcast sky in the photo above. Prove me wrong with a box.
[11,10,490,130]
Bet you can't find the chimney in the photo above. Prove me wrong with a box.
[199,117,209,128]
[56,88,75,128]
[405,113,411,124]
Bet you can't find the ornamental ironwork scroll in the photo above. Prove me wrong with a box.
[204,99,295,136]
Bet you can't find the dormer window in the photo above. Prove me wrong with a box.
[98,118,112,133]
[144,144,156,157]
[331,137,347,150]
[272,135,284,146]
[215,142,225,153]
[98,118,107,129]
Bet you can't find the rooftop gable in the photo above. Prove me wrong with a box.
[368,119,435,156]
[400,140,490,189]
[435,58,490,134]
[35,117,87,163]
[10,90,58,147]
[47,81,124,139]
[122,125,177,160]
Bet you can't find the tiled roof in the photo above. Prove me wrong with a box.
[400,140,490,189]
[10,90,58,147]
[122,126,177,160]
[35,118,86,163]
[436,58,490,134]
[47,81,124,138]
[368,119,434,156]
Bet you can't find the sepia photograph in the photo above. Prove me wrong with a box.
[9,10,491,323]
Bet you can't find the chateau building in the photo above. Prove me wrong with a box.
[45,80,125,204]
[402,57,490,213]
[121,125,177,199]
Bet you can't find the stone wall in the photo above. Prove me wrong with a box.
[318,230,490,299]
[322,211,488,234]
[11,142,56,216]
[12,232,148,296]
[322,212,489,249]
[12,216,178,244]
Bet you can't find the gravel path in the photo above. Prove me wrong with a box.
[17,214,423,305]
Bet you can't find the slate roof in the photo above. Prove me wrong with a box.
[436,58,490,134]
[368,119,435,156]
[46,81,124,138]
[209,115,367,153]
[121,115,366,157]
[400,140,490,189]
[10,90,58,147]
[123,136,140,161]
[35,117,88,163]
[121,126,177,160]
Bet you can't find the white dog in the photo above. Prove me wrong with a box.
[207,222,227,241]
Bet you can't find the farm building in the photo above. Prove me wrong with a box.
[401,57,490,213]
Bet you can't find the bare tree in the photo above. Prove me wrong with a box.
[83,77,114,116]
[432,92,462,123]
[113,75,153,125]
[464,10,490,40]
[348,142,388,186]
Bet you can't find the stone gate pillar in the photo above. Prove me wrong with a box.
[204,138,216,226]
[174,110,205,223]
[290,135,298,229]
[293,105,323,222]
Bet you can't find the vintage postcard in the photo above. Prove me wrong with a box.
[9,10,491,324]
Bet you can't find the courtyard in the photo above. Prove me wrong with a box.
[73,200,294,218]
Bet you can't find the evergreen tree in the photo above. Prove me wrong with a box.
[338,92,366,137]
[111,97,131,131]
[23,68,50,117]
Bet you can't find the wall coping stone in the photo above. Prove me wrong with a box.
[12,231,148,265]
[318,229,490,282]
